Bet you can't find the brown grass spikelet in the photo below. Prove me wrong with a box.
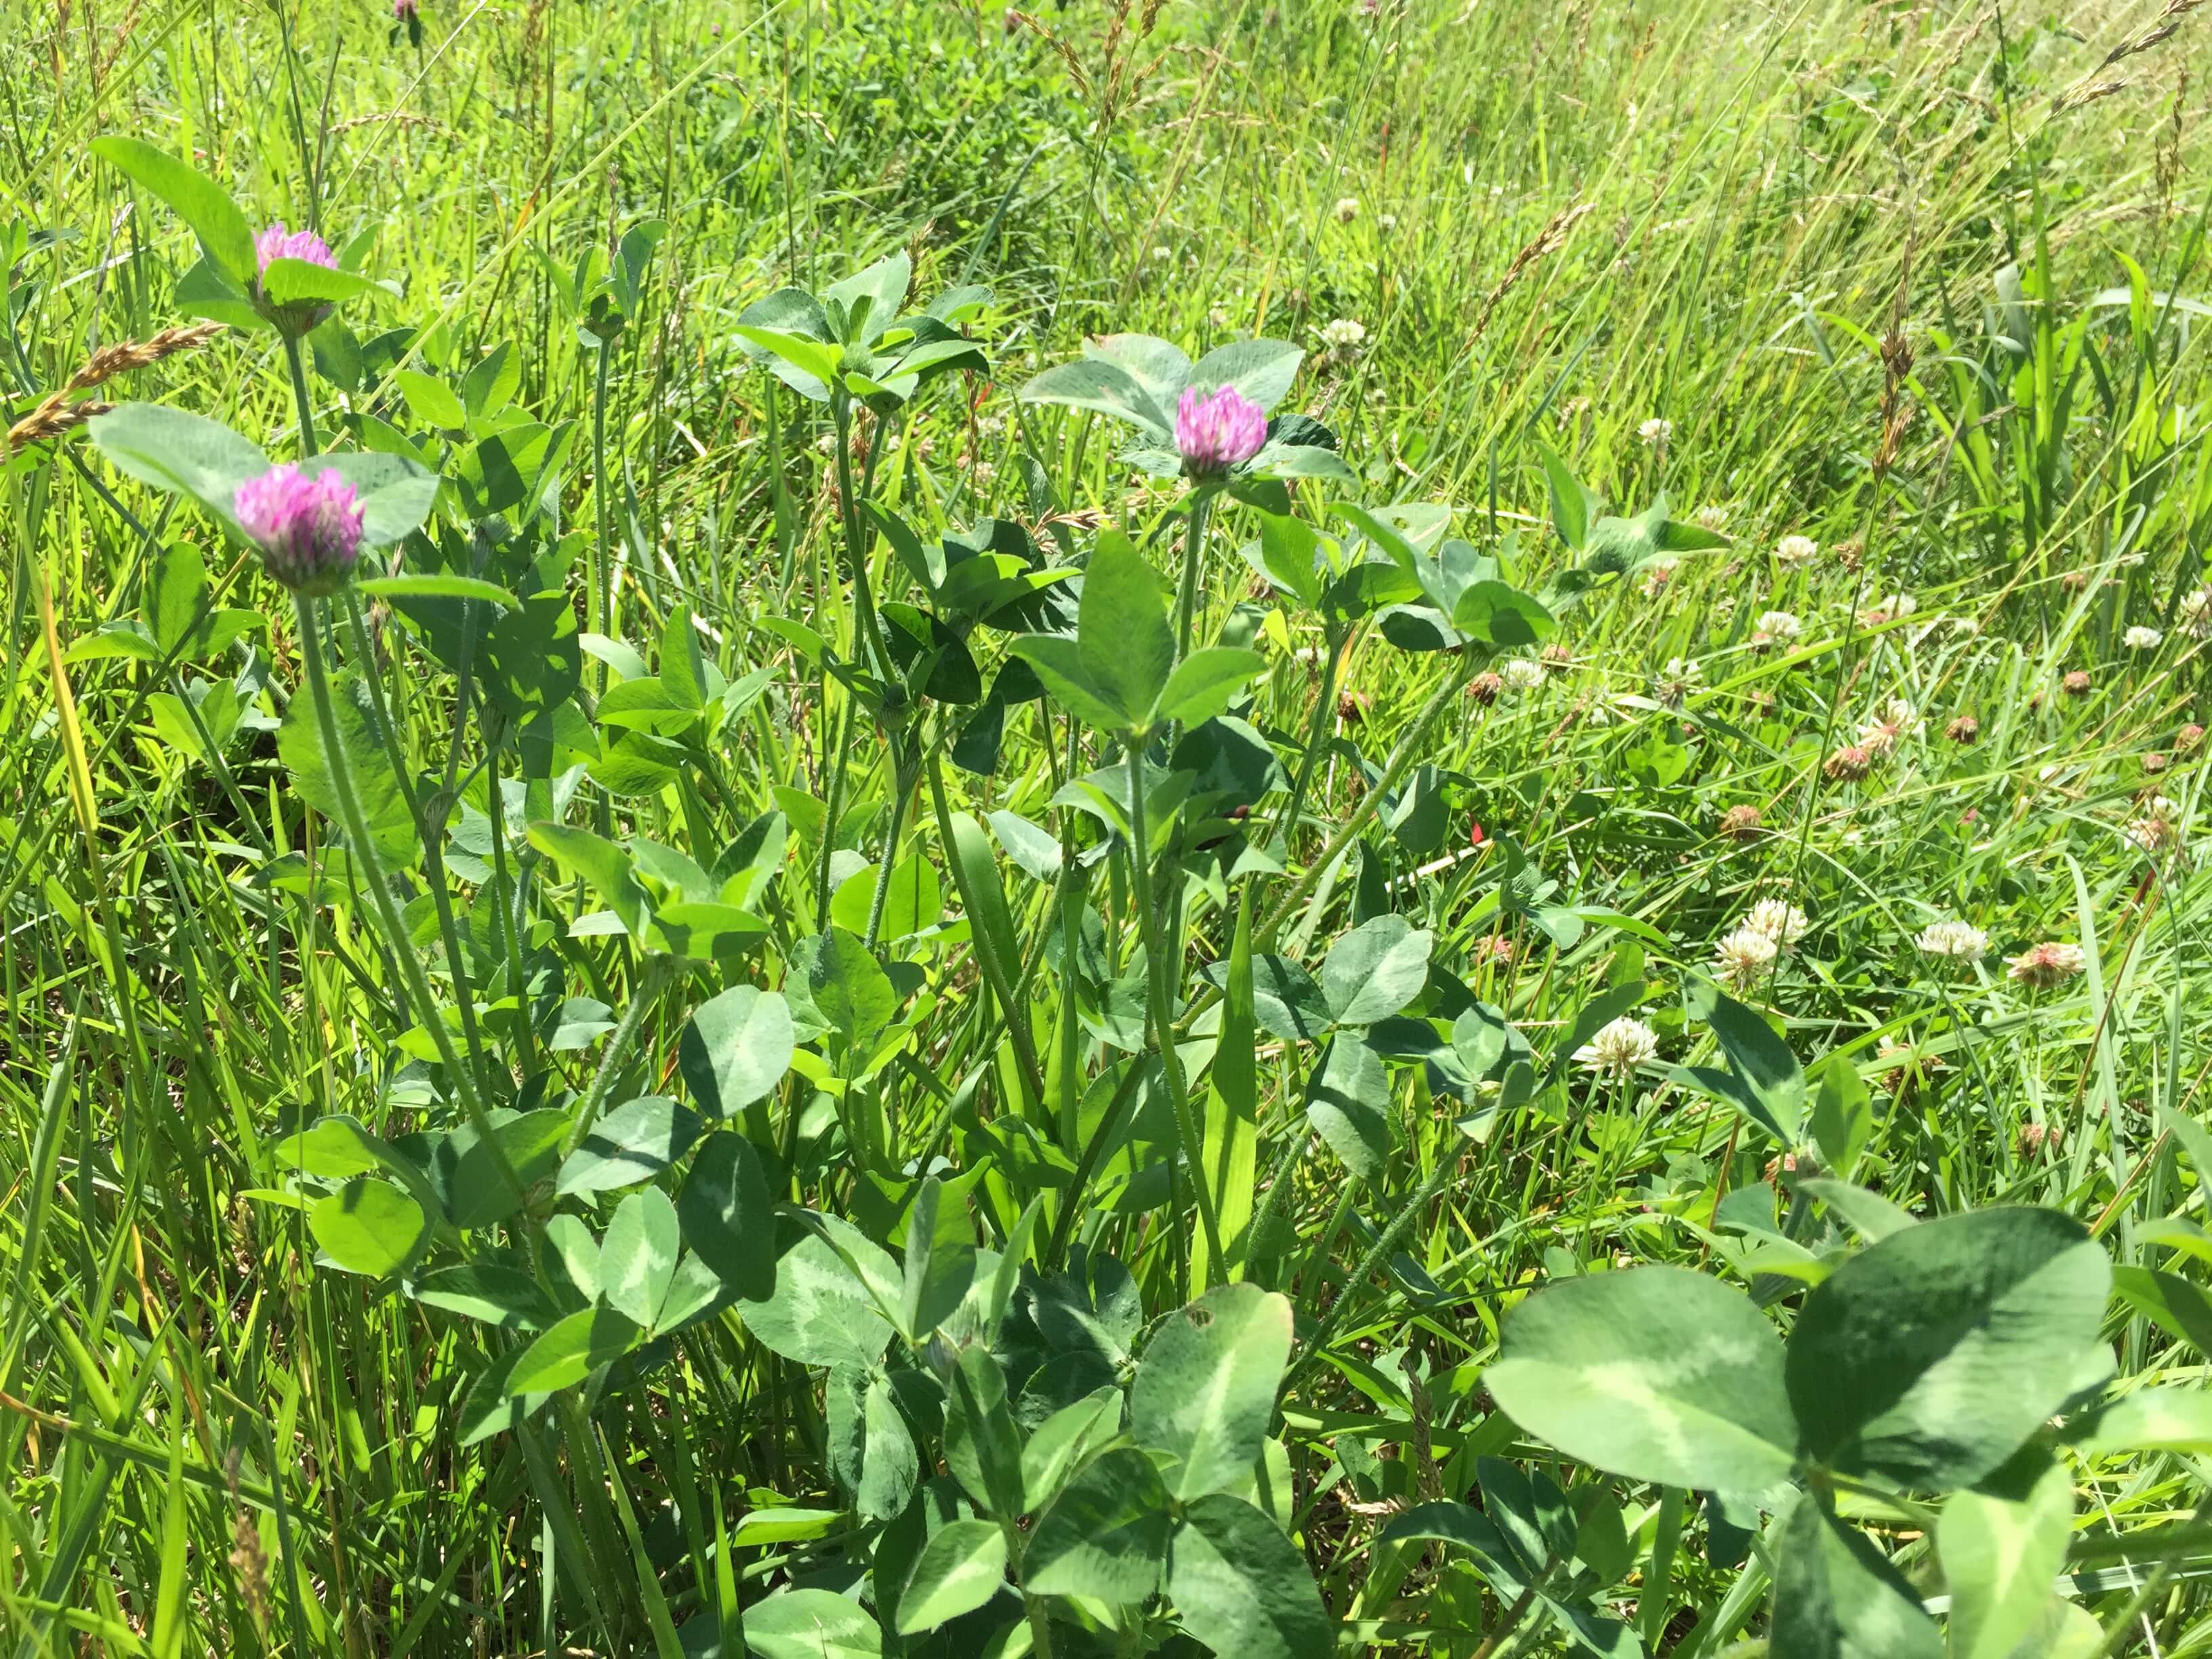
[7,321,224,453]
[1471,202,1592,345]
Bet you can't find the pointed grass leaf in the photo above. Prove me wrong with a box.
[679,986,795,1118]
[678,1133,777,1302]
[1131,1282,1294,1501]
[1486,1266,1797,1491]
[1024,1446,1173,1601]
[309,1179,428,1279]
[894,1519,1006,1634]
[1769,1496,1940,1659]
[1168,1494,1332,1659]
[1785,1208,2110,1488]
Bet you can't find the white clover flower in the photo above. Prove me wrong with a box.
[2125,815,2180,855]
[1857,696,1921,756]
[1640,559,1679,598]
[814,432,838,455]
[1500,657,1547,692]
[1858,593,1917,626]
[1376,211,1398,230]
[2182,588,2212,640]
[2009,941,2085,988]
[2125,625,2164,651]
[1575,1016,1658,1077]
[1758,609,1803,641]
[1318,316,1368,350]
[1638,417,1673,445]
[1741,899,1809,948]
[1713,925,1780,992]
[1654,655,1703,707]
[1333,196,1361,223]
[1692,504,1729,531]
[1774,533,1818,566]
[1914,920,1988,960]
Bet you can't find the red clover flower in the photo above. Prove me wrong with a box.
[1174,385,1267,479]
[234,464,364,596]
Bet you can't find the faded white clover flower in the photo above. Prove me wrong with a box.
[1915,920,1988,960]
[2008,941,2086,989]
[1574,1015,1658,1077]
[2125,624,2164,651]
[1500,657,1547,693]
[1318,316,1368,350]
[2125,813,2181,856]
[1640,559,1679,598]
[1858,592,1919,627]
[1856,696,1921,756]
[1638,417,1673,446]
[1713,924,1780,992]
[1654,655,1704,708]
[1333,196,1361,223]
[1376,211,1398,230]
[1757,609,1803,642]
[2182,588,2212,640]
[1774,533,1818,567]
[1741,899,1809,948]
[1692,504,1729,531]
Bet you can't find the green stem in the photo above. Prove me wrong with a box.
[1172,486,1216,665]
[1125,733,1226,1290]
[591,342,615,646]
[1279,621,1347,861]
[562,954,674,1159]
[1258,653,1476,947]
[926,751,1046,1107]
[283,333,320,457]
[291,592,525,1208]
[861,740,920,951]
[1244,1125,1312,1288]
[1280,1140,1458,1399]
[831,392,893,679]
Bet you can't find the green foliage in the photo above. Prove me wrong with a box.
[12,3,2212,1655]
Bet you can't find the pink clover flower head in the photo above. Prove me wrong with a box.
[254,221,337,276]
[1174,384,1267,478]
[251,222,340,337]
[234,464,364,596]
[394,0,418,17]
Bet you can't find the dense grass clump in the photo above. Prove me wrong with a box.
[5,0,2212,1654]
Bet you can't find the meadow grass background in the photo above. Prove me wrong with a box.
[5,0,2212,1651]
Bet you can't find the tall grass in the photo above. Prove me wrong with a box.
[4,0,2211,1652]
